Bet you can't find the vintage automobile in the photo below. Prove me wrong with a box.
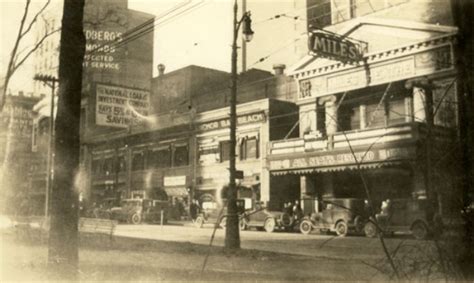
[239,201,293,233]
[363,198,436,240]
[110,198,168,225]
[194,199,246,228]
[299,198,369,237]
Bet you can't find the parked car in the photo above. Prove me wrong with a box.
[194,199,246,228]
[299,198,368,237]
[363,198,435,240]
[110,198,168,225]
[240,201,293,233]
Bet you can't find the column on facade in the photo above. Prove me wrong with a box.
[413,86,427,123]
[322,95,338,149]
[299,103,318,136]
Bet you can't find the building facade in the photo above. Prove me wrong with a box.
[0,93,40,214]
[267,13,460,214]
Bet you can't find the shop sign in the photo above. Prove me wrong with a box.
[269,147,414,171]
[164,175,187,187]
[308,30,366,62]
[95,84,150,128]
[198,112,265,132]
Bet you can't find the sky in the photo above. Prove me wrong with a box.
[0,0,303,95]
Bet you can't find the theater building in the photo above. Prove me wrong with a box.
[267,19,460,213]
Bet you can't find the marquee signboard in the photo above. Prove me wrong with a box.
[95,84,150,128]
[308,30,367,62]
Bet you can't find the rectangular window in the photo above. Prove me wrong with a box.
[307,0,332,29]
[154,147,171,168]
[387,98,406,125]
[240,138,258,160]
[338,104,360,131]
[116,155,126,172]
[365,103,385,128]
[92,159,101,175]
[220,141,231,162]
[174,145,189,167]
[132,152,145,171]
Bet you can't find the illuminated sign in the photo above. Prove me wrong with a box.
[308,30,367,62]
[95,84,150,128]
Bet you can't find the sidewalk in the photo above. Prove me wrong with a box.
[0,227,384,282]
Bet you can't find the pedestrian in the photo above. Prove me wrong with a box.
[286,202,293,216]
[190,199,199,222]
[293,200,303,222]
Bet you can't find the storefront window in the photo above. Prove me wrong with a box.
[220,140,231,162]
[174,145,189,167]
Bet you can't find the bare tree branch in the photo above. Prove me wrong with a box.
[21,0,51,38]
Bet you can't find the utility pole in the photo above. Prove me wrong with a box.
[47,0,85,278]
[33,74,58,218]
[226,0,253,250]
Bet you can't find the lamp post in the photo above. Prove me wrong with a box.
[34,74,59,218]
[225,0,253,250]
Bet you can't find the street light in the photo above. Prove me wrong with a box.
[33,74,59,218]
[225,0,253,250]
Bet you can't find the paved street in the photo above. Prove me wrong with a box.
[115,222,422,262]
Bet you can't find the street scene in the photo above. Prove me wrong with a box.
[0,0,473,281]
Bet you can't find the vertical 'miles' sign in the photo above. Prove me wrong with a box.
[308,30,367,62]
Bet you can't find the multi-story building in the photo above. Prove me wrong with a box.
[82,63,298,219]
[266,0,461,214]
[32,0,155,212]
[0,92,40,214]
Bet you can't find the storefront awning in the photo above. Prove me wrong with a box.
[271,161,402,176]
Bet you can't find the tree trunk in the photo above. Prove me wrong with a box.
[47,0,85,279]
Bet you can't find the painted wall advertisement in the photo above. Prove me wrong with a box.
[83,29,124,71]
[95,84,150,128]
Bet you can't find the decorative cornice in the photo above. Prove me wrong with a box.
[291,33,457,80]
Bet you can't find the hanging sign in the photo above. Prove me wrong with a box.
[308,30,367,62]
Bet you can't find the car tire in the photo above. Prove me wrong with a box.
[131,213,142,225]
[195,216,204,228]
[364,222,377,238]
[412,221,428,240]
[264,218,276,233]
[300,219,313,235]
[219,217,227,229]
[335,221,348,237]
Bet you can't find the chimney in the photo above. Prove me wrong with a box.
[273,64,286,75]
[157,64,165,76]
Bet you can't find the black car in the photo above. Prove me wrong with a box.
[299,198,369,237]
[110,198,168,225]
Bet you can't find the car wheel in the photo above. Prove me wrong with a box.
[195,216,204,228]
[412,221,428,240]
[219,217,227,229]
[239,219,247,231]
[131,213,142,225]
[264,218,276,233]
[299,219,313,235]
[335,221,348,237]
[364,222,377,238]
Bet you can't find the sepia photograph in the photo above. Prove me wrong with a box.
[0,0,473,281]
